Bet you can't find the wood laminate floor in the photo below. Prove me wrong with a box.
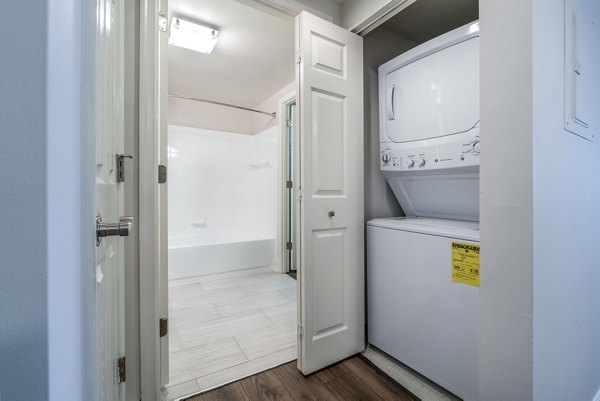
[185,356,418,401]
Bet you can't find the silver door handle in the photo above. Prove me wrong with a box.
[96,213,133,246]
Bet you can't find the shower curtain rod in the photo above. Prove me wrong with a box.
[168,94,277,118]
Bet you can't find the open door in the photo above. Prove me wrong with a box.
[295,11,365,375]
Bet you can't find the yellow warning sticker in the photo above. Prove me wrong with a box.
[451,242,480,287]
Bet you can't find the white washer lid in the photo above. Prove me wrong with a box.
[367,217,479,241]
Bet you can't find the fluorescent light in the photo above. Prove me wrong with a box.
[169,17,219,54]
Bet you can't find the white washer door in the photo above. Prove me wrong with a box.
[385,37,479,143]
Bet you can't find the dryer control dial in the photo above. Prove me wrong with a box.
[380,131,480,171]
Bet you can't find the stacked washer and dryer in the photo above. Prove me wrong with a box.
[367,22,481,401]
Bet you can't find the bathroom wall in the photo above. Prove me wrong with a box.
[251,127,279,235]
[252,81,295,134]
[168,125,279,243]
[168,97,257,135]
[169,81,295,136]
[167,81,290,275]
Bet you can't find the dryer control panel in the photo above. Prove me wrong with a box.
[380,131,480,171]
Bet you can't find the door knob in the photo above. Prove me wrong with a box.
[96,213,133,246]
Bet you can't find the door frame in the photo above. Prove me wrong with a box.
[279,93,297,274]
[139,0,167,398]
[138,2,332,399]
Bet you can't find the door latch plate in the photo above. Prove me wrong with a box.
[158,165,167,184]
[117,356,126,383]
[116,154,134,183]
[160,318,168,337]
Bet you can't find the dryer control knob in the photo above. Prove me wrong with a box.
[419,159,426,168]
[381,153,391,164]
[472,141,481,154]
[408,160,415,168]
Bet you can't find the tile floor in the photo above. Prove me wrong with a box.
[162,271,298,401]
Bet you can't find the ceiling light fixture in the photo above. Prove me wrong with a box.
[169,17,219,54]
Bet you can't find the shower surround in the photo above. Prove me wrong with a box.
[168,124,279,281]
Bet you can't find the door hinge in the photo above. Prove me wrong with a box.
[158,12,167,32]
[287,119,293,128]
[160,318,168,337]
[117,356,126,383]
[158,165,167,184]
[297,323,304,337]
[296,49,302,65]
[286,180,293,189]
[116,154,134,183]
[287,241,293,251]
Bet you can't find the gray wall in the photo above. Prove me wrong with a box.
[362,26,413,222]
[479,1,600,399]
[0,2,49,400]
[479,0,534,398]
[531,0,600,399]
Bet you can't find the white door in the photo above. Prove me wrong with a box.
[95,0,126,400]
[295,11,365,375]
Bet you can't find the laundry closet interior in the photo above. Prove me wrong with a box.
[161,0,480,400]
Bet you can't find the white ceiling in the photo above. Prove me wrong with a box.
[169,0,295,108]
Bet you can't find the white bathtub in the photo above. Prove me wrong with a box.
[168,232,275,280]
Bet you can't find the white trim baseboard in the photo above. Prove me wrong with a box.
[362,345,460,401]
